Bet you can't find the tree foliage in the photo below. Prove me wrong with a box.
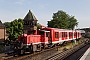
[47,10,78,29]
[37,23,42,29]
[4,18,23,41]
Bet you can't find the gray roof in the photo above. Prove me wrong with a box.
[23,10,37,21]
[0,20,5,29]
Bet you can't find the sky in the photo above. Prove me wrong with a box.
[0,0,90,29]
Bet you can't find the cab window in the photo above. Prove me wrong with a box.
[39,31,44,36]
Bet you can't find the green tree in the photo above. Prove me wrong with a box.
[4,22,11,28]
[4,22,11,33]
[67,16,78,30]
[47,10,78,29]
[4,18,23,41]
[37,23,41,29]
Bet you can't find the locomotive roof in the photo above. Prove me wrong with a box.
[40,30,50,32]
[23,10,37,21]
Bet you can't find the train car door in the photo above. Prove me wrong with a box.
[39,30,51,44]
[45,31,52,44]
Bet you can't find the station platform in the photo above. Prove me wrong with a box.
[80,47,90,60]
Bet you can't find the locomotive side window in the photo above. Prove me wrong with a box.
[39,31,44,36]
[55,32,59,38]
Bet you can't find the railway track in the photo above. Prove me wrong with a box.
[64,43,90,60]
[1,46,58,60]
[46,38,90,60]
[1,38,89,60]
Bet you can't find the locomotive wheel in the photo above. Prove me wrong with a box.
[42,44,45,49]
[48,44,55,48]
[29,45,33,53]
[18,49,25,55]
[40,44,42,51]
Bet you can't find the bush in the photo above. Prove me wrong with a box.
[0,45,4,53]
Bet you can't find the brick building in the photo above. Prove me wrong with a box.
[0,20,5,43]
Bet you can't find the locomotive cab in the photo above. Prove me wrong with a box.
[38,30,52,48]
[39,30,51,44]
[18,34,27,45]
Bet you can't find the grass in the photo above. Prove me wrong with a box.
[57,39,84,51]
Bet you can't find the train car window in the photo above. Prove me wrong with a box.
[62,32,63,38]
[74,32,76,36]
[76,32,77,37]
[69,32,71,37]
[74,32,75,36]
[64,32,65,37]
[65,32,67,37]
[60,32,61,38]
[71,32,73,36]
[62,32,67,38]
[55,32,59,38]
[78,32,79,37]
